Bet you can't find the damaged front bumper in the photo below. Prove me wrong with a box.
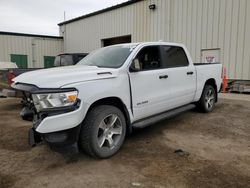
[28,126,81,146]
[21,106,81,146]
[12,82,82,146]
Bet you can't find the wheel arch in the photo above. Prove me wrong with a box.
[204,78,218,102]
[86,97,132,134]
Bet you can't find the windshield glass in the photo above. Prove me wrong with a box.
[77,44,137,68]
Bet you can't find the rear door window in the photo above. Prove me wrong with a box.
[161,46,189,68]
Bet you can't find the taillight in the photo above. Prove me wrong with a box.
[7,71,15,86]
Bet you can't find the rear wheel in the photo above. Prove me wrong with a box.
[197,85,216,113]
[79,105,126,158]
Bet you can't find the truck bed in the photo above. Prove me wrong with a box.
[194,63,222,101]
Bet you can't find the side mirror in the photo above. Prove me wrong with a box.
[130,58,141,72]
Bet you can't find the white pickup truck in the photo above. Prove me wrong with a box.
[12,42,222,158]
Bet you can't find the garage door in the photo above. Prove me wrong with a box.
[102,35,131,47]
[10,54,28,68]
[44,56,55,68]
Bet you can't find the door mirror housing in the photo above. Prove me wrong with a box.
[130,58,141,72]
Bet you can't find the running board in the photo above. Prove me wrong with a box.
[132,104,195,129]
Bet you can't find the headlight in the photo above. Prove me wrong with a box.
[32,90,78,112]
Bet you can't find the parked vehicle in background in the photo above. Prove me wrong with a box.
[0,53,88,97]
[54,53,88,67]
[0,68,39,97]
[0,62,18,69]
[12,42,222,158]
[0,62,18,97]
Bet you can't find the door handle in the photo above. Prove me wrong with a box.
[187,71,194,75]
[159,75,168,79]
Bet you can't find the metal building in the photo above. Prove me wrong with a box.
[0,31,63,68]
[58,0,250,80]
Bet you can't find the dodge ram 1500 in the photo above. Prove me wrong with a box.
[12,42,222,158]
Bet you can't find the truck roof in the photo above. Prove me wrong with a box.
[58,53,88,56]
[112,41,185,48]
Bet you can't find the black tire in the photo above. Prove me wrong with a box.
[197,85,216,113]
[79,105,126,159]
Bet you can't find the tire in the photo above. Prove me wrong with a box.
[79,105,126,158]
[197,85,216,113]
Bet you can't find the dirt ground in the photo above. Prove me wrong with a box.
[0,96,250,188]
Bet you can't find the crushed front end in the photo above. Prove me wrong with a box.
[12,82,82,147]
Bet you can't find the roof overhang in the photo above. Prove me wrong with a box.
[58,0,143,26]
[0,31,63,39]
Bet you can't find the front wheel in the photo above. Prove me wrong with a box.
[197,85,216,113]
[79,105,126,158]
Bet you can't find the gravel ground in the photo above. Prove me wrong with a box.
[0,97,250,188]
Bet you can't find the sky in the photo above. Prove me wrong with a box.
[0,0,128,36]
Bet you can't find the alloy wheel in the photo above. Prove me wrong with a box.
[97,114,122,149]
[205,89,215,110]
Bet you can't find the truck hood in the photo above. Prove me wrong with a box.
[13,65,119,88]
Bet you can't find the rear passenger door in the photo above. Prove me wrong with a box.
[161,46,196,107]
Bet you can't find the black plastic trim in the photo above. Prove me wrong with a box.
[194,63,221,66]
[28,128,42,146]
[132,104,195,129]
[127,72,134,115]
[28,125,81,146]
[42,125,81,145]
[11,83,77,94]
[20,107,34,121]
[97,72,112,75]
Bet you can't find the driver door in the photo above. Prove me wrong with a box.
[129,45,173,121]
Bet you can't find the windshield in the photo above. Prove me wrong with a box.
[77,44,137,68]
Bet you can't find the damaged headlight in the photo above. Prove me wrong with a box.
[32,90,78,112]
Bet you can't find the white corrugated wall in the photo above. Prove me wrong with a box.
[60,0,250,80]
[61,0,170,53]
[170,0,250,80]
[0,35,63,68]
[33,38,63,67]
